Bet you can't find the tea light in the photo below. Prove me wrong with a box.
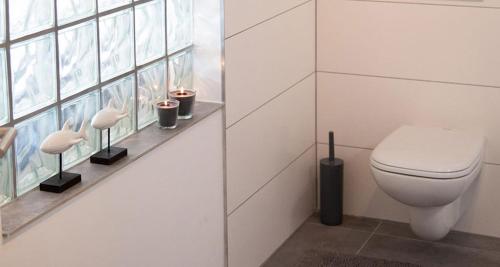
[169,88,196,120]
[155,99,179,129]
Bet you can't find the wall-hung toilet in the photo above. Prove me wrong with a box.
[370,125,484,241]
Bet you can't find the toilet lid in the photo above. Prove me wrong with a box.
[371,126,484,179]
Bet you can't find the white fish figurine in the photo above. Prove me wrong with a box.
[91,100,129,130]
[41,120,89,155]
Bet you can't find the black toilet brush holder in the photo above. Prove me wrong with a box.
[320,131,344,226]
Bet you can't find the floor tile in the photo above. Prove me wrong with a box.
[360,234,500,267]
[263,222,371,267]
[307,213,380,232]
[377,220,500,253]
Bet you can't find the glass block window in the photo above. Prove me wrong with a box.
[0,0,5,43]
[58,21,98,99]
[167,0,193,54]
[138,60,166,129]
[57,0,96,25]
[0,0,194,202]
[15,108,59,196]
[0,149,13,206]
[10,33,57,119]
[0,49,8,125]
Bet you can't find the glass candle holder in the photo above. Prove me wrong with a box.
[155,99,179,129]
[168,89,196,120]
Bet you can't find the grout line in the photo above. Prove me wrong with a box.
[317,143,500,167]
[227,144,315,217]
[262,211,318,265]
[483,161,500,167]
[318,142,374,151]
[225,0,313,40]
[226,72,315,129]
[348,0,500,9]
[317,71,500,90]
[314,0,319,210]
[356,221,381,255]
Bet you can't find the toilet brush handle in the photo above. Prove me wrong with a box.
[329,131,335,161]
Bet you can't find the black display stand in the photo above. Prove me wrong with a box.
[320,131,344,226]
[40,154,81,193]
[90,128,127,165]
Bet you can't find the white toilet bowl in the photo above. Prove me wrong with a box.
[370,126,484,240]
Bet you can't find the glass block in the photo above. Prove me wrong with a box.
[99,9,134,81]
[135,0,166,65]
[137,61,167,129]
[101,75,135,145]
[9,0,54,39]
[0,49,8,125]
[61,91,100,168]
[168,50,193,91]
[167,0,193,54]
[0,148,13,206]
[59,21,98,99]
[10,34,57,119]
[57,0,96,25]
[15,108,58,196]
[0,0,5,43]
[98,0,131,12]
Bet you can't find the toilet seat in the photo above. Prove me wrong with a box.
[371,125,483,180]
[371,154,481,179]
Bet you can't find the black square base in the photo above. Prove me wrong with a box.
[90,147,128,165]
[40,172,81,193]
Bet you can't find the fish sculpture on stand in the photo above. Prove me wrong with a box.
[38,119,87,193]
[91,100,128,130]
[90,99,129,165]
[41,120,88,154]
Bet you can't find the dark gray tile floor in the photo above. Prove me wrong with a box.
[264,214,500,267]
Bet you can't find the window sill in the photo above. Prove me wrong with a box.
[0,101,223,241]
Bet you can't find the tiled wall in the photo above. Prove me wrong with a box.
[224,1,316,266]
[317,0,500,237]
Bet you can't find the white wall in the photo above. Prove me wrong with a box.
[224,0,316,266]
[317,0,500,237]
[0,111,225,267]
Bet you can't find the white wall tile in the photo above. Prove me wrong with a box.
[227,75,315,213]
[224,0,310,37]
[228,147,316,267]
[357,0,500,8]
[317,144,408,222]
[318,144,500,238]
[455,163,500,237]
[317,72,500,164]
[225,2,315,126]
[317,0,500,86]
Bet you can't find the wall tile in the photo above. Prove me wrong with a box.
[356,0,500,8]
[317,0,500,86]
[455,163,500,237]
[317,72,500,164]
[227,75,315,213]
[228,147,316,267]
[225,0,310,37]
[225,2,315,126]
[317,144,408,222]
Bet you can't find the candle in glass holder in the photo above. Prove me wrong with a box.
[169,88,196,120]
[155,99,179,129]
